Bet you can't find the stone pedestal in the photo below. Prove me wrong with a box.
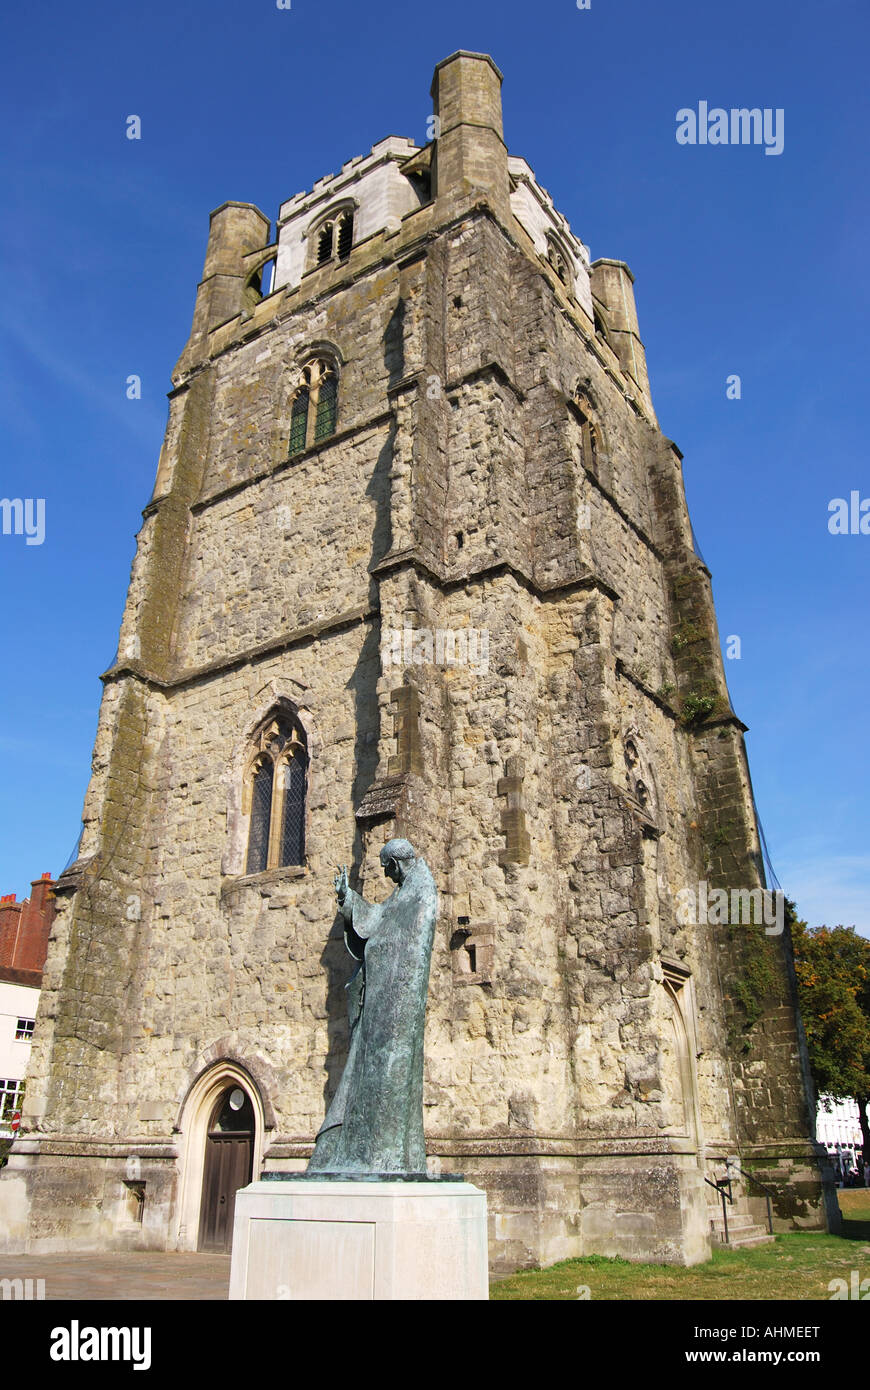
[229,1178,489,1300]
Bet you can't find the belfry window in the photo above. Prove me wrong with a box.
[288,359,338,455]
[546,235,571,286]
[337,212,354,259]
[313,209,354,268]
[245,712,308,874]
[317,223,334,264]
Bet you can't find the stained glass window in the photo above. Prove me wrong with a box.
[245,713,308,874]
[289,387,309,455]
[289,361,337,455]
[246,759,273,874]
[313,373,337,442]
[281,752,307,866]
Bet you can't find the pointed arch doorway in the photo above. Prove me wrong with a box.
[174,1059,269,1253]
[197,1084,255,1252]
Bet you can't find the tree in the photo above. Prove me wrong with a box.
[789,905,870,1164]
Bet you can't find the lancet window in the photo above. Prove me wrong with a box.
[288,358,338,454]
[245,712,308,873]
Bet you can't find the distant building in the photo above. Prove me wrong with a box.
[817,1095,863,1149]
[817,1095,866,1184]
[0,875,56,1137]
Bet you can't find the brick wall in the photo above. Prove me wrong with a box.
[0,876,55,974]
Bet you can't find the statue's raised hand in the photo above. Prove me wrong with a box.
[334,865,349,905]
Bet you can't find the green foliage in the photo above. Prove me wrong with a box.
[680,689,719,726]
[671,621,705,653]
[656,681,676,702]
[789,906,870,1104]
[729,926,780,1045]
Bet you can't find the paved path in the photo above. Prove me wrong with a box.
[2,1252,231,1300]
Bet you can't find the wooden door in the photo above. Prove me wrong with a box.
[198,1087,255,1252]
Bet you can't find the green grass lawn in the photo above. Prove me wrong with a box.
[838,1187,870,1224]
[491,1191,870,1301]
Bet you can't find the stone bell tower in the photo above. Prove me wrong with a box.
[0,51,835,1269]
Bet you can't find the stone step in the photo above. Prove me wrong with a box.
[712,1228,775,1249]
[708,1211,760,1231]
[708,1200,775,1249]
[709,1216,774,1249]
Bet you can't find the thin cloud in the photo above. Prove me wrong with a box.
[776,852,870,937]
[2,317,165,436]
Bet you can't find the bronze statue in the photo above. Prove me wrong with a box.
[307,839,438,1176]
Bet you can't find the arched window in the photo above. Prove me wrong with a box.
[244,711,308,873]
[288,358,338,455]
[593,303,617,353]
[313,371,337,441]
[575,402,599,474]
[337,212,354,259]
[317,223,334,265]
[660,971,699,1142]
[312,209,355,269]
[582,414,599,472]
[288,384,310,454]
[546,234,572,287]
[621,728,659,829]
[247,758,274,872]
[572,388,612,496]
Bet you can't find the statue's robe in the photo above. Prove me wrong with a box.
[307,857,437,1176]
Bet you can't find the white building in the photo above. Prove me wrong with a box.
[0,874,56,1140]
[0,975,39,1137]
[817,1095,864,1149]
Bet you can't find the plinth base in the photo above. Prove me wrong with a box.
[228,1178,489,1300]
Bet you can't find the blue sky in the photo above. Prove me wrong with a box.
[1,0,867,933]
